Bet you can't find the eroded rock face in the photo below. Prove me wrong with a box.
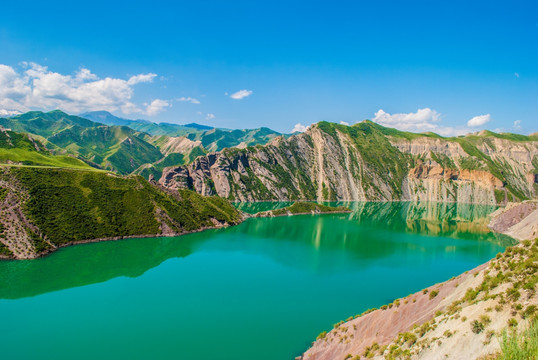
[159,122,538,204]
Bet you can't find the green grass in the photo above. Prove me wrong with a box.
[498,319,538,359]
[0,128,95,169]
[0,148,94,169]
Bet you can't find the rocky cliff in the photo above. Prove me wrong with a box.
[160,121,538,204]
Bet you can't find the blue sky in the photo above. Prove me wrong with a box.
[0,0,537,134]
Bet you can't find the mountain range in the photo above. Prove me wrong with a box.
[0,110,283,176]
[160,120,538,204]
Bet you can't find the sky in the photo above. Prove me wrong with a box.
[0,0,537,135]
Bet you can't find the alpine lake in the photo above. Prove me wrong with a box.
[0,202,515,360]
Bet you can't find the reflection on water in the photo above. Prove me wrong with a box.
[234,201,295,214]
[0,202,514,300]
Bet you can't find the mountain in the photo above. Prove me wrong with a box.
[134,135,207,180]
[159,120,538,204]
[1,110,163,174]
[1,110,98,138]
[0,167,243,259]
[80,111,283,149]
[78,111,283,176]
[183,123,214,130]
[80,111,209,137]
[47,125,163,174]
[186,127,283,152]
[0,127,93,169]
[79,110,140,126]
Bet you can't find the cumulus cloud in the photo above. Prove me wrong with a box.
[467,114,491,127]
[292,123,309,133]
[372,108,492,136]
[373,108,442,132]
[513,120,522,130]
[176,96,200,104]
[340,121,350,126]
[0,62,159,115]
[205,113,215,120]
[145,99,170,116]
[0,109,22,117]
[230,89,253,100]
[127,73,157,85]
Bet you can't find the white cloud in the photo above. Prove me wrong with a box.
[176,96,200,104]
[0,109,22,117]
[373,108,442,132]
[229,89,253,100]
[205,113,215,120]
[372,108,487,136]
[145,99,170,116]
[127,73,157,85]
[467,114,491,127]
[513,120,522,130]
[340,121,350,126]
[292,123,309,133]
[0,62,160,115]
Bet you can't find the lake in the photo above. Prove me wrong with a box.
[0,202,515,360]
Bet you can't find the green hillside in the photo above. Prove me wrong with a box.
[187,127,282,152]
[0,128,94,170]
[47,125,163,174]
[1,110,164,174]
[0,110,98,137]
[0,167,243,258]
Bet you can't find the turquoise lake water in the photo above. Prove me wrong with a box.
[0,202,514,359]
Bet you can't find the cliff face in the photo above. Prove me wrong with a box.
[159,121,538,204]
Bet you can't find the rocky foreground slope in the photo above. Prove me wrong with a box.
[160,121,538,204]
[300,202,538,360]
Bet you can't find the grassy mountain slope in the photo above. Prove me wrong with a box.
[0,128,94,169]
[0,110,98,137]
[1,110,164,174]
[186,127,283,152]
[47,125,163,173]
[0,167,243,259]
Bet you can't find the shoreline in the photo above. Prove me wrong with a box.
[0,204,352,261]
[300,200,538,359]
[0,222,240,261]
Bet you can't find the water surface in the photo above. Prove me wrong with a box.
[0,202,514,360]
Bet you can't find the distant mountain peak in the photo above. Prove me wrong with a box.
[183,123,214,130]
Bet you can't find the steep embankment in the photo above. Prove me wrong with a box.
[300,204,538,360]
[0,167,243,259]
[160,121,538,204]
[488,201,538,241]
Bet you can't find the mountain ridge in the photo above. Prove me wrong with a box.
[159,120,538,204]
